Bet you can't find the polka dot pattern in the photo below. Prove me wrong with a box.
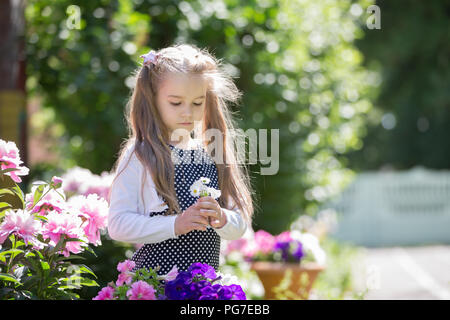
[131,142,221,276]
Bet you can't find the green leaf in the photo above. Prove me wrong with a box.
[34,250,44,260]
[50,236,67,255]
[13,239,25,248]
[24,257,43,276]
[0,189,15,197]
[55,255,86,262]
[24,251,36,258]
[0,208,7,219]
[20,275,40,290]
[32,184,45,208]
[34,214,48,223]
[40,260,50,270]
[0,168,20,175]
[0,202,13,212]
[0,248,24,259]
[73,264,97,279]
[0,273,22,285]
[0,182,24,210]
[10,252,26,268]
[83,245,97,258]
[54,189,66,201]
[78,277,99,287]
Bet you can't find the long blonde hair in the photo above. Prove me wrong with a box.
[108,43,254,227]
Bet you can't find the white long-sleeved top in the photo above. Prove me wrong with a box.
[107,142,247,244]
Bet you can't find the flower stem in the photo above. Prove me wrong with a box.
[6,234,16,274]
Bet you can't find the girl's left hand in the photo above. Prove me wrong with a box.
[196,196,227,228]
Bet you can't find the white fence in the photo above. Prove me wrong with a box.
[327,167,450,247]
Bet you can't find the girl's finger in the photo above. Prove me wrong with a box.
[194,215,209,225]
[198,196,214,203]
[199,209,219,219]
[210,220,221,228]
[191,222,207,231]
[196,201,216,209]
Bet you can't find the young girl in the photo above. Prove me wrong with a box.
[107,44,254,276]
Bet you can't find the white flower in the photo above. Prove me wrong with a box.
[207,187,221,200]
[190,178,221,199]
[190,180,203,197]
[215,271,243,287]
[289,230,326,266]
[200,177,210,184]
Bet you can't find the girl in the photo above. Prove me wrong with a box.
[107,44,254,276]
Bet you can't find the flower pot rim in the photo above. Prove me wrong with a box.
[250,261,326,271]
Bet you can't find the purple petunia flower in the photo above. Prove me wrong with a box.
[162,262,247,300]
[293,240,304,260]
[273,239,305,262]
[187,280,211,300]
[274,241,291,261]
[217,286,233,300]
[199,284,222,300]
[187,262,217,280]
[228,284,247,300]
[164,271,192,300]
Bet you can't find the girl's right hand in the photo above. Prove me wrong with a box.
[174,202,210,236]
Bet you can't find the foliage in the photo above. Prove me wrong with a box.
[72,236,132,299]
[311,237,367,300]
[348,0,450,170]
[18,163,134,300]
[225,229,325,265]
[93,260,246,300]
[0,172,99,300]
[25,0,377,233]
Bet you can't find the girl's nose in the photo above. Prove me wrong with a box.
[181,105,193,117]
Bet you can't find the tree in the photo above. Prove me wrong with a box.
[348,0,450,171]
[26,0,376,233]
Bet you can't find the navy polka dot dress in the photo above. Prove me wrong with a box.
[131,142,221,276]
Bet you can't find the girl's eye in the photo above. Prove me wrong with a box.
[169,102,203,106]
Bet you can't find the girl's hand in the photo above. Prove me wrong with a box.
[174,202,210,236]
[196,196,227,229]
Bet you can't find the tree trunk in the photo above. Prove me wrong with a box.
[0,0,28,188]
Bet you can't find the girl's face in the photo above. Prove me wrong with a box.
[156,72,207,143]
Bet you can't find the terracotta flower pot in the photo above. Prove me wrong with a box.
[250,261,325,300]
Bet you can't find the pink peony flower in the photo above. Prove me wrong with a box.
[42,211,87,257]
[51,176,63,189]
[0,209,42,246]
[93,286,116,300]
[61,166,113,199]
[0,139,29,183]
[117,259,136,273]
[254,230,276,254]
[116,272,133,287]
[68,194,108,246]
[25,186,66,216]
[126,281,156,300]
